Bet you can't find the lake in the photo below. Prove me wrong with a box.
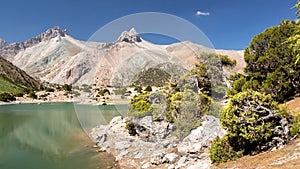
[0,102,128,169]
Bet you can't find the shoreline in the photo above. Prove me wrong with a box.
[0,99,122,168]
[0,99,75,106]
[0,98,130,106]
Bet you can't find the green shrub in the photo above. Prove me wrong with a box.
[62,84,72,92]
[219,54,237,67]
[39,93,48,98]
[14,92,24,97]
[114,88,127,95]
[220,90,288,157]
[290,111,300,138]
[125,119,137,136]
[0,92,16,102]
[45,87,55,92]
[129,93,152,117]
[28,92,37,99]
[72,91,81,97]
[210,136,242,164]
[98,89,110,96]
[134,86,143,93]
[82,87,91,93]
[145,86,152,92]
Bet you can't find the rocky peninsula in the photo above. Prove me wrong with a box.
[90,115,226,169]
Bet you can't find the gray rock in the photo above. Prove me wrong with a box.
[116,28,142,43]
[161,139,170,148]
[168,164,175,169]
[90,114,226,169]
[116,150,129,161]
[177,74,199,93]
[176,156,188,169]
[149,93,166,104]
[96,133,107,144]
[115,141,131,150]
[0,38,7,49]
[187,161,211,169]
[98,145,109,152]
[141,162,151,169]
[163,153,179,164]
[150,150,165,165]
[178,115,226,154]
[134,152,143,159]
[109,116,123,126]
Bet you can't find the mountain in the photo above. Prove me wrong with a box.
[0,27,244,87]
[0,56,41,94]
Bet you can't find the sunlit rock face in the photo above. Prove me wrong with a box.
[0,27,244,87]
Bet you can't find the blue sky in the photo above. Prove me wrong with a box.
[0,0,298,50]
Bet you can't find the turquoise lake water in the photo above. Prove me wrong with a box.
[0,102,128,169]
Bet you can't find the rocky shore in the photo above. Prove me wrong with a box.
[90,115,226,169]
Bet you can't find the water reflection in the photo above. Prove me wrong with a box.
[0,103,122,169]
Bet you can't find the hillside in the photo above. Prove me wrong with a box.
[0,27,244,87]
[0,56,41,94]
[215,138,300,169]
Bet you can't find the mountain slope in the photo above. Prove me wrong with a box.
[0,57,41,94]
[0,27,244,87]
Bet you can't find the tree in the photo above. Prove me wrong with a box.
[295,0,300,18]
[191,53,231,98]
[0,92,16,102]
[233,20,300,102]
[45,87,54,92]
[144,86,152,92]
[134,86,142,93]
[62,84,72,92]
[28,92,37,99]
[210,136,242,163]
[220,90,290,156]
[98,89,110,96]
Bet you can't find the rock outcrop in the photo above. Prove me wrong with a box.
[0,38,7,49]
[90,115,226,169]
[116,28,142,43]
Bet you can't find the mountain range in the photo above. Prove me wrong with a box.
[0,27,244,87]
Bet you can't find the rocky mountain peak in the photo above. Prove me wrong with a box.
[0,26,68,58]
[117,28,142,43]
[0,38,7,49]
[39,26,68,41]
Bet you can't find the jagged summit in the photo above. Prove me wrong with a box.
[39,26,68,41]
[0,26,68,58]
[117,28,142,43]
[0,38,7,49]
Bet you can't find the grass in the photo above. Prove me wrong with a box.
[0,76,24,94]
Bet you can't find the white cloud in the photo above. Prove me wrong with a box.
[196,11,210,16]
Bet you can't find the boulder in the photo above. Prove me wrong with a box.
[178,115,226,154]
[163,153,179,164]
[150,150,165,165]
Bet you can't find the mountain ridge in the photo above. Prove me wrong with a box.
[0,27,245,87]
[0,56,41,94]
